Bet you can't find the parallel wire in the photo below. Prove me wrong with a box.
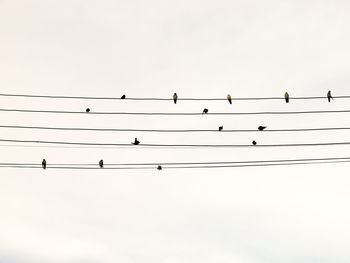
[2,138,350,147]
[0,93,347,101]
[1,156,350,166]
[1,160,350,169]
[1,124,350,133]
[2,108,350,116]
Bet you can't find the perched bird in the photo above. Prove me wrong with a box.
[42,159,46,170]
[86,108,90,113]
[219,126,223,131]
[202,108,208,114]
[121,95,126,99]
[157,165,162,170]
[252,140,257,145]
[258,126,266,131]
[227,94,232,104]
[132,138,140,145]
[173,93,178,104]
[285,92,289,103]
[327,90,333,102]
[99,159,104,168]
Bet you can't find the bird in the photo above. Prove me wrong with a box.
[327,90,333,102]
[121,95,126,99]
[219,126,223,131]
[86,108,90,113]
[227,94,232,104]
[258,126,266,131]
[173,93,177,104]
[285,92,289,103]
[252,140,257,145]
[42,159,46,170]
[157,165,162,170]
[202,108,208,114]
[99,159,104,168]
[132,138,140,145]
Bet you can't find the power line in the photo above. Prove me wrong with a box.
[2,156,350,166]
[1,160,350,169]
[1,124,350,133]
[1,108,350,116]
[0,93,347,101]
[2,138,350,147]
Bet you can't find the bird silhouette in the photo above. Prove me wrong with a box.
[133,138,140,145]
[86,108,90,113]
[121,95,126,99]
[219,126,223,131]
[99,160,104,168]
[42,159,46,170]
[173,93,177,104]
[327,90,333,102]
[202,108,208,114]
[258,126,266,131]
[285,92,289,103]
[252,140,257,145]
[157,165,162,170]
[227,94,232,104]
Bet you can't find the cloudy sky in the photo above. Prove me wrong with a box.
[1,0,350,262]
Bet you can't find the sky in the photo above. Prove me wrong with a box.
[1,0,350,262]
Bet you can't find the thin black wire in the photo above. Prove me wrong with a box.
[0,144,133,149]
[2,108,350,116]
[165,160,350,169]
[1,124,350,133]
[0,93,348,101]
[2,138,350,147]
[2,156,350,166]
[1,160,350,169]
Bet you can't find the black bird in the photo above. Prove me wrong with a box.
[285,92,289,103]
[99,160,104,168]
[42,159,46,170]
[132,138,140,145]
[202,108,208,114]
[252,140,257,145]
[157,165,162,170]
[258,126,266,131]
[327,90,333,102]
[86,108,90,113]
[219,126,223,131]
[173,93,177,104]
[121,95,126,99]
[227,94,232,104]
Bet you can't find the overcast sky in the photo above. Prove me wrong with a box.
[1,0,350,262]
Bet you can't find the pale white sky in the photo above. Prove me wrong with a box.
[1,0,350,262]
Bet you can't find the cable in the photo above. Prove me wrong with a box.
[1,160,350,169]
[0,93,347,101]
[2,156,350,166]
[2,138,350,147]
[2,124,350,133]
[2,108,350,116]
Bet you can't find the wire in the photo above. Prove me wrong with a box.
[2,138,350,147]
[2,156,350,166]
[2,124,350,133]
[1,160,350,169]
[1,108,350,116]
[0,93,346,101]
